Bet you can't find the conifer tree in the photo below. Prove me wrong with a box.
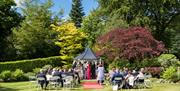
[69,0,85,28]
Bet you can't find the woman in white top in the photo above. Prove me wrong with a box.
[97,64,105,85]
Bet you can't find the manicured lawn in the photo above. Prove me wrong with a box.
[0,81,179,91]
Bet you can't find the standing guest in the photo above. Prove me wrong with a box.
[91,62,96,79]
[83,61,87,79]
[97,64,105,85]
[86,62,91,80]
[72,61,77,69]
[37,69,48,90]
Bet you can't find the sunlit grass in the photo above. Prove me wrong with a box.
[0,81,179,91]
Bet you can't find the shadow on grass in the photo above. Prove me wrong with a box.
[0,86,19,91]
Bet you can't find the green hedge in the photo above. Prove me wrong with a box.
[0,56,67,72]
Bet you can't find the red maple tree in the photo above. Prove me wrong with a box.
[95,27,166,61]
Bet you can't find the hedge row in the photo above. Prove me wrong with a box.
[0,56,66,72]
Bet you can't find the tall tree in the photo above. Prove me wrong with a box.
[12,0,59,60]
[69,0,85,28]
[0,0,23,61]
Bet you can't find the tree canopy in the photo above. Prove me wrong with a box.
[12,0,59,60]
[51,22,87,59]
[0,0,23,61]
[95,27,166,61]
[95,0,180,48]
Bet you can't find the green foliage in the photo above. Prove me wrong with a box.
[0,0,23,61]
[109,58,160,70]
[0,56,66,72]
[158,54,180,68]
[81,10,105,47]
[0,70,12,82]
[97,0,180,47]
[51,22,87,59]
[42,65,52,71]
[13,69,27,81]
[12,0,59,60]
[170,33,180,58]
[162,66,177,80]
[0,69,28,82]
[171,72,180,83]
[104,14,129,33]
[32,68,41,75]
[69,0,84,27]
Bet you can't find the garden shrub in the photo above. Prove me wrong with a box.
[163,66,176,80]
[171,72,180,83]
[0,70,12,82]
[13,69,28,81]
[33,68,41,75]
[144,67,163,78]
[0,56,67,72]
[158,54,180,68]
[109,58,160,70]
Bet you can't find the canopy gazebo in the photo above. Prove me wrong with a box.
[74,47,100,79]
[74,47,99,62]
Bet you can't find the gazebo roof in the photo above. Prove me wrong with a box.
[74,47,98,60]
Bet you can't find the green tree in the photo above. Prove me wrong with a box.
[51,22,87,59]
[12,0,59,59]
[69,0,85,28]
[170,33,180,58]
[81,10,104,47]
[0,0,23,61]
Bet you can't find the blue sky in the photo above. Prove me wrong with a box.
[51,0,98,18]
[14,0,99,19]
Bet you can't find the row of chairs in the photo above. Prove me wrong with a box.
[112,77,152,90]
[29,75,75,90]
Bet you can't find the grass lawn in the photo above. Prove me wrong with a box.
[0,81,179,91]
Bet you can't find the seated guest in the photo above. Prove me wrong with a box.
[135,68,145,83]
[52,68,63,87]
[123,67,129,77]
[111,70,124,86]
[109,67,116,82]
[125,71,135,89]
[37,69,48,90]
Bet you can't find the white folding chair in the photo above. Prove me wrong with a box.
[63,76,74,89]
[37,77,46,90]
[48,76,60,90]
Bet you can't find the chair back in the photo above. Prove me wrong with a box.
[37,77,45,81]
[114,77,122,81]
[64,76,73,83]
